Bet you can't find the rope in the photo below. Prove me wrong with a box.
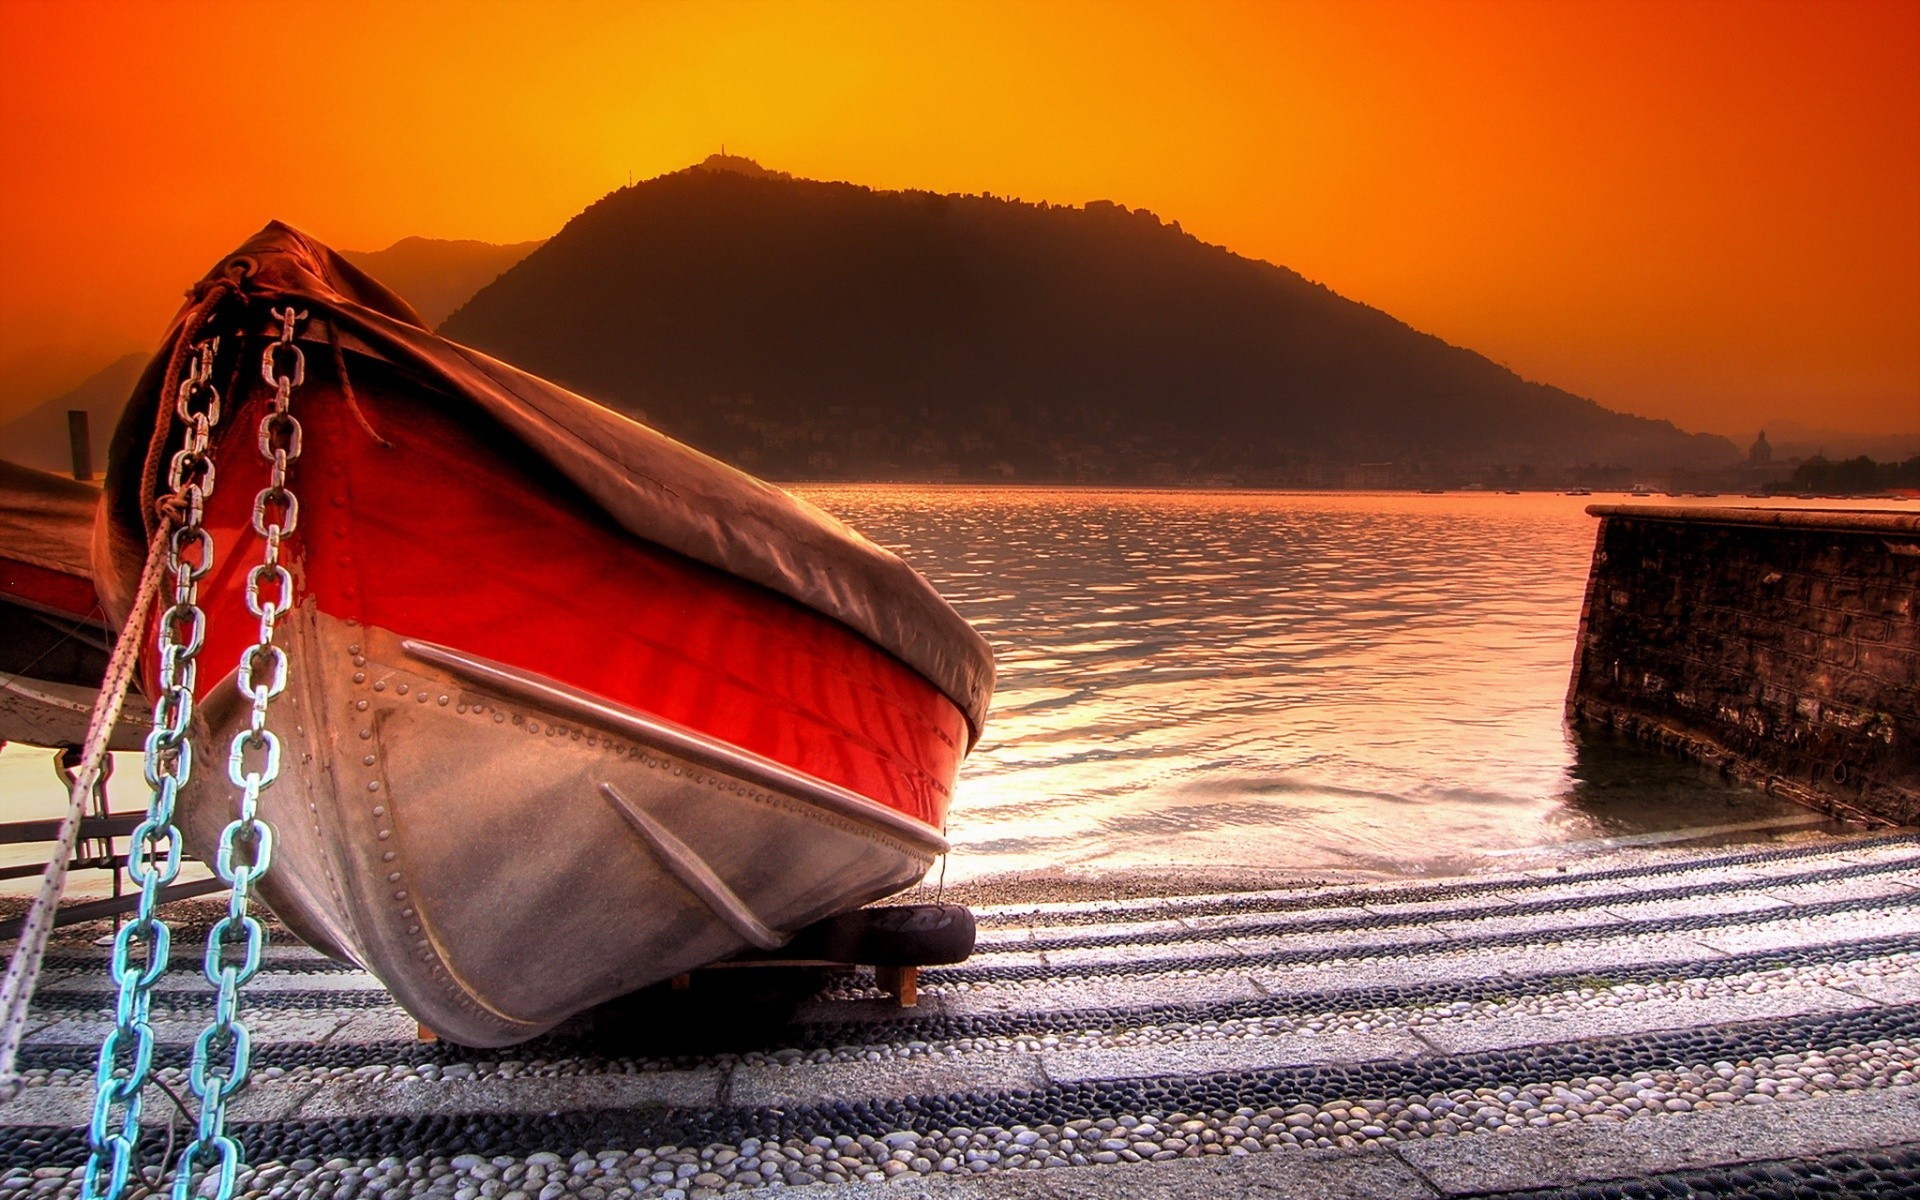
[0,520,172,1100]
[138,274,245,539]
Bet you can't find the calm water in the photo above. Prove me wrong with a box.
[796,487,1829,883]
[1,489,1851,892]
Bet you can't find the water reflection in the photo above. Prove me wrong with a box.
[799,488,1825,883]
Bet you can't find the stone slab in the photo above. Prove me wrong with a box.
[1361,896,1518,920]
[935,971,1267,1017]
[1424,908,1630,942]
[789,1141,1436,1200]
[1023,918,1195,943]
[1415,982,1878,1056]
[290,1069,723,1118]
[22,1012,350,1048]
[1041,942,1245,970]
[1831,844,1920,871]
[1224,925,1450,958]
[1834,970,1920,1006]
[1601,891,1792,922]
[1244,931,1737,998]
[34,969,386,999]
[1517,859,1770,886]
[1040,1028,1429,1084]
[1493,879,1667,904]
[1765,876,1920,906]
[1695,908,1920,954]
[729,1053,1047,1108]
[325,1009,428,1044]
[1395,1083,1920,1194]
[969,929,1034,949]
[1183,906,1377,933]
[958,949,1052,971]
[1,1076,317,1127]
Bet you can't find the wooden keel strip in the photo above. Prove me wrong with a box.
[600,782,790,951]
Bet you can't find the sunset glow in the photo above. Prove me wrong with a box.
[2,0,1915,435]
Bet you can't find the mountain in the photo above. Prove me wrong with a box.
[441,163,1735,483]
[0,352,146,477]
[341,236,545,329]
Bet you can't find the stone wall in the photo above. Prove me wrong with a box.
[1568,505,1920,825]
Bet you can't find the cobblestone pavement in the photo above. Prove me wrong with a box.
[4,832,1918,1198]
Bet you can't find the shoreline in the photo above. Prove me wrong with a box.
[885,817,1868,910]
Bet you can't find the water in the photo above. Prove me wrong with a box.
[0,489,1849,895]
[796,487,1831,884]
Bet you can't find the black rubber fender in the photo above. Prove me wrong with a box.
[782,902,976,966]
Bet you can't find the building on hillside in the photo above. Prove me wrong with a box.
[1343,462,1395,489]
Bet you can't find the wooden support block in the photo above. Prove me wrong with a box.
[670,973,692,991]
[876,964,918,1007]
[416,1022,438,1043]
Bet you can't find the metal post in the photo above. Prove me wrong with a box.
[66,410,92,481]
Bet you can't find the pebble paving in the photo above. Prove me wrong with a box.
[3,832,1917,1198]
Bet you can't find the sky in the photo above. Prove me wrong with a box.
[1,0,1916,437]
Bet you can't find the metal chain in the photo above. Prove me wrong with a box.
[173,306,307,1200]
[82,337,224,1200]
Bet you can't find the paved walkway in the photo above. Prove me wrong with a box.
[4,831,1919,1197]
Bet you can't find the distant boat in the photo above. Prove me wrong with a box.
[1499,488,1521,495]
[1563,488,1592,496]
[96,223,995,1046]
[1417,488,1446,494]
[0,460,148,751]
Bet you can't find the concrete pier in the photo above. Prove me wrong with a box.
[1569,504,1920,826]
[5,830,1919,1197]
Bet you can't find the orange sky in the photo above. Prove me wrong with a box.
[2,0,1915,436]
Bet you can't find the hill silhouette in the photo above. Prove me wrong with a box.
[442,164,1733,484]
[0,352,145,477]
[342,236,545,328]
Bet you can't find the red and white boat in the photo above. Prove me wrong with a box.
[0,459,147,752]
[95,224,993,1047]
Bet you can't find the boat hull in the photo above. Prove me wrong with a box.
[180,607,941,1046]
[0,554,147,752]
[100,227,989,1046]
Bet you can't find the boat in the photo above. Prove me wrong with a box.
[0,459,148,752]
[94,224,995,1047]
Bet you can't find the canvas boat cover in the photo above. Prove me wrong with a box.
[0,458,98,579]
[95,223,994,738]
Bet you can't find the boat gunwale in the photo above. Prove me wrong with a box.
[399,638,952,856]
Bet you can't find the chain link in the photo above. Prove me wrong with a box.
[172,306,307,1200]
[82,337,223,1200]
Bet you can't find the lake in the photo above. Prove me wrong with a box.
[0,488,1840,893]
[797,487,1831,885]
